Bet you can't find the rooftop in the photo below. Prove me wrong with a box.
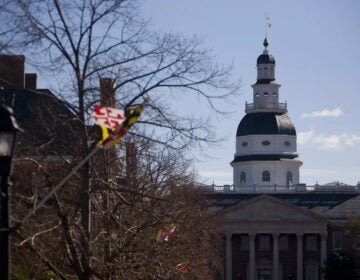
[206,185,360,220]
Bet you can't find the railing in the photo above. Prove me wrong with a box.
[245,102,287,112]
[208,183,360,193]
[307,184,359,192]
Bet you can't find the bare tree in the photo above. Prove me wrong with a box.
[0,1,15,52]
[1,1,238,279]
[12,139,223,279]
[4,0,238,150]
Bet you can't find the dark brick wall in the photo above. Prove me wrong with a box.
[280,234,297,279]
[232,234,248,280]
[0,55,25,88]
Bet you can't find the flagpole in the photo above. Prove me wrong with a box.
[265,13,267,38]
[13,146,99,231]
[13,98,146,231]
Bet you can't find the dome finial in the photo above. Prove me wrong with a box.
[263,37,269,48]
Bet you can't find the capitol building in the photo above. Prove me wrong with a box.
[209,39,360,280]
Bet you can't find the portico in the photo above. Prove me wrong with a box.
[221,195,327,280]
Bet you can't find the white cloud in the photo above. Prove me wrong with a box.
[297,130,314,145]
[300,107,343,119]
[298,130,360,151]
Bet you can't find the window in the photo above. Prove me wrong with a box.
[263,92,268,96]
[262,140,270,146]
[273,92,277,96]
[355,235,360,249]
[262,171,270,182]
[286,171,293,186]
[241,235,249,250]
[284,141,291,146]
[32,174,50,188]
[332,231,343,250]
[32,174,51,199]
[306,235,317,251]
[305,262,319,280]
[241,141,248,147]
[259,235,270,250]
[240,172,246,183]
[255,93,260,97]
[279,235,288,250]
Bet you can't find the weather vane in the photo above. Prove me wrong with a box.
[265,13,271,38]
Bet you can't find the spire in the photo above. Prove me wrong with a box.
[263,37,269,55]
[257,37,274,64]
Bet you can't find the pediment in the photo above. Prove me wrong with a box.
[221,194,326,223]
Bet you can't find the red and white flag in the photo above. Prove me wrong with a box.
[91,105,125,129]
[175,263,189,273]
[266,16,271,28]
[155,223,176,242]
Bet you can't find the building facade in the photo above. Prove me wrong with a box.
[210,39,360,280]
[210,191,360,280]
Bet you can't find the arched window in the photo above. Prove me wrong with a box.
[286,171,293,186]
[262,170,270,182]
[240,172,246,183]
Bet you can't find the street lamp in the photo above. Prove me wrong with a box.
[0,103,21,280]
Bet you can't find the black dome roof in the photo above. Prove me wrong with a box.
[257,53,275,64]
[257,38,275,64]
[236,112,296,136]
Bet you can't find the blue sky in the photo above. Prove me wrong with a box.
[141,0,360,186]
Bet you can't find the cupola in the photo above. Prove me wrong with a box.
[231,38,302,190]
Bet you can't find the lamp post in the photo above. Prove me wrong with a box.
[0,103,21,280]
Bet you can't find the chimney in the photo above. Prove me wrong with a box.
[100,78,116,107]
[25,73,37,90]
[0,55,25,89]
[126,142,137,185]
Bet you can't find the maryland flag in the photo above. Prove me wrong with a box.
[266,15,271,28]
[175,263,190,273]
[155,223,176,242]
[91,106,125,129]
[92,102,144,150]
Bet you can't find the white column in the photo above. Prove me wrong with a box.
[320,233,327,280]
[249,233,256,280]
[272,233,279,280]
[296,233,303,280]
[225,232,232,280]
